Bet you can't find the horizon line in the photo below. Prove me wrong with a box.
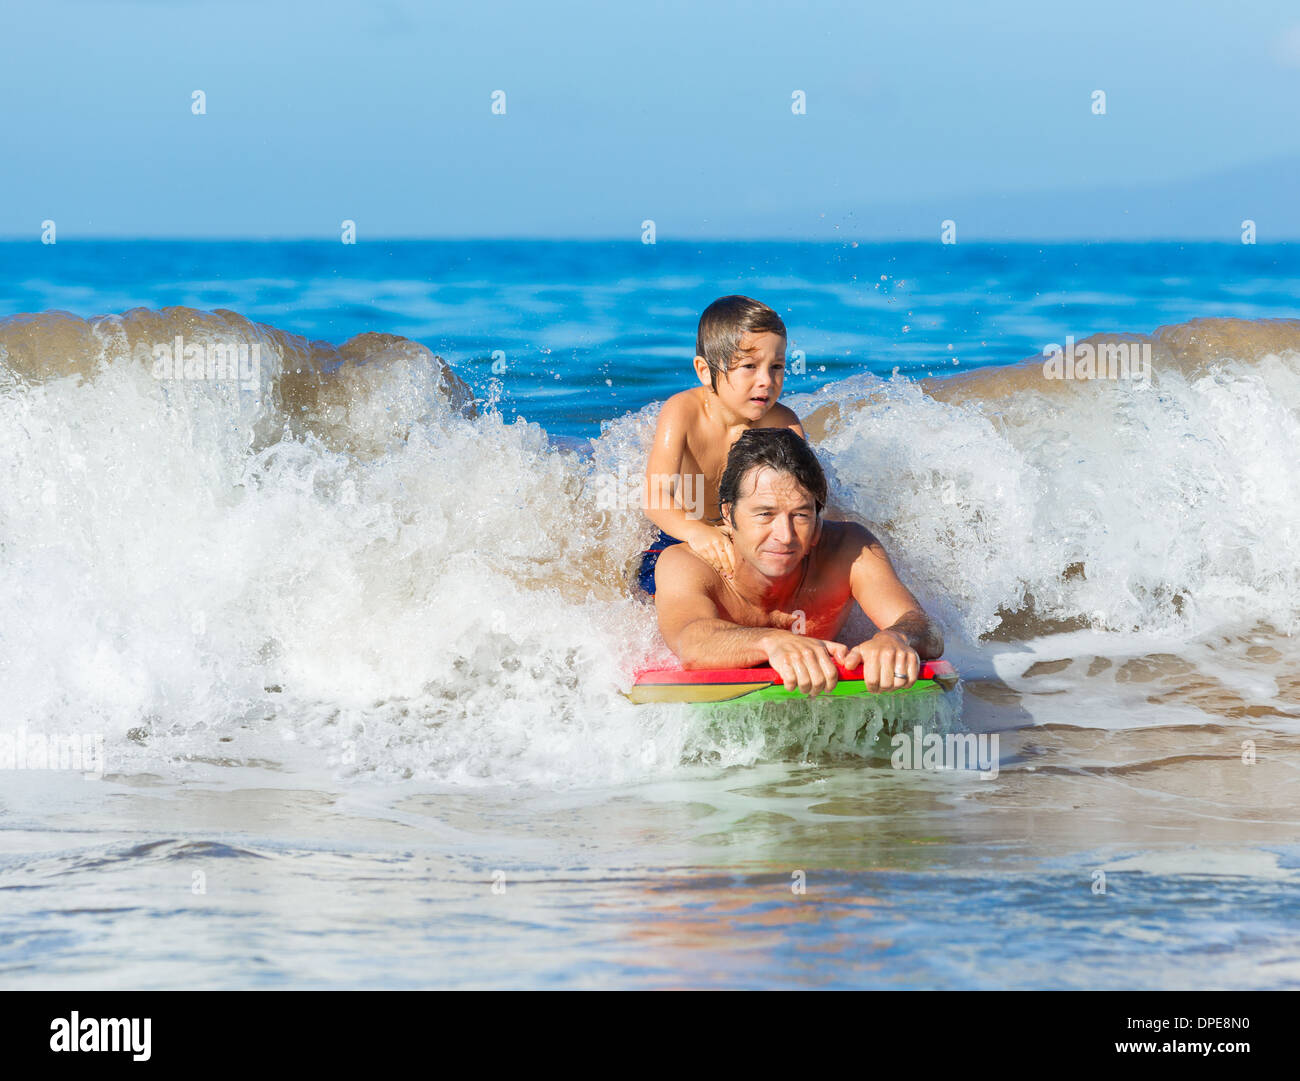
[0,235,1292,245]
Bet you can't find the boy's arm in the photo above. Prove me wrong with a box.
[644,397,735,575]
[643,396,701,537]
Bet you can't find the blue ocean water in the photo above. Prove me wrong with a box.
[2,240,1299,990]
[3,239,1298,437]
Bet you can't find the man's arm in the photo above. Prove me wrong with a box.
[843,525,944,690]
[654,546,845,693]
[875,608,944,658]
[654,547,768,668]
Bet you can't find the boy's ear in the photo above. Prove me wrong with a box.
[693,355,712,388]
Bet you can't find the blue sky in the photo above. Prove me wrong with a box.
[3,0,1300,238]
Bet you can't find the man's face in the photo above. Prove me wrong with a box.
[725,465,819,578]
[713,331,786,420]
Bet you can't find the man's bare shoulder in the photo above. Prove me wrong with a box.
[655,541,719,589]
[820,519,883,561]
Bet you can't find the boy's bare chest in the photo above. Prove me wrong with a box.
[681,422,750,494]
[677,439,729,521]
[679,443,726,489]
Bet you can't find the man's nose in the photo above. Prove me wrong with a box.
[771,514,794,542]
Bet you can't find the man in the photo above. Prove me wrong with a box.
[653,428,944,696]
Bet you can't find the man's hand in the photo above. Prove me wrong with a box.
[844,630,920,693]
[763,632,852,696]
[683,523,736,580]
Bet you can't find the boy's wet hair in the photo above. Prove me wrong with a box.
[696,295,787,391]
[720,428,827,522]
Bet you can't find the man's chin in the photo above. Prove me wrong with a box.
[755,551,802,574]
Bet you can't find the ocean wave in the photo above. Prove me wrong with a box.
[1,307,1296,783]
[794,316,1300,640]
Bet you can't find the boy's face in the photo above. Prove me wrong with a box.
[700,331,786,420]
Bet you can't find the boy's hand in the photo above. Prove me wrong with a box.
[683,523,735,580]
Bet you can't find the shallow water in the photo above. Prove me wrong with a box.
[4,630,1297,990]
[5,732,1297,990]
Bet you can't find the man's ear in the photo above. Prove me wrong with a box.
[720,503,734,534]
[812,512,823,546]
[693,355,712,388]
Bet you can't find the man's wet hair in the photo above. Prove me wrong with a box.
[719,428,827,523]
[696,295,787,391]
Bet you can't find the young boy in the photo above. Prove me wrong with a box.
[637,295,806,595]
